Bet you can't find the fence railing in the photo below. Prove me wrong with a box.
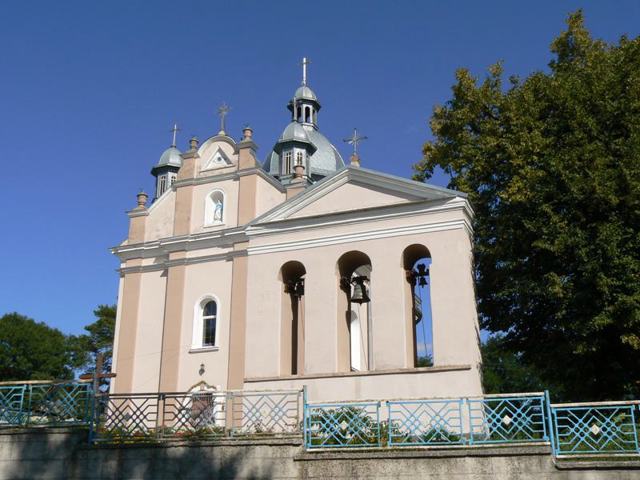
[550,401,640,456]
[90,389,303,444]
[0,382,92,427]
[387,398,465,446]
[468,394,548,445]
[1,380,640,458]
[304,401,382,449]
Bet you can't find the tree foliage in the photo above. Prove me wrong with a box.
[414,11,640,400]
[69,304,116,387]
[0,313,74,381]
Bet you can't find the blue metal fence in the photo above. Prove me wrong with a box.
[305,401,382,449]
[468,394,548,445]
[2,380,640,458]
[0,382,92,427]
[387,398,464,446]
[550,401,640,456]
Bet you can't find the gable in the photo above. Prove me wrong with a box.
[252,166,465,224]
[288,181,421,219]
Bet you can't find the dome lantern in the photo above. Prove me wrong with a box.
[263,58,344,185]
[151,124,183,200]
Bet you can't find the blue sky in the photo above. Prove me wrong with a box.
[0,1,638,335]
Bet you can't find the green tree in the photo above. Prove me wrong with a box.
[0,313,74,381]
[414,11,640,400]
[481,336,545,395]
[69,304,116,387]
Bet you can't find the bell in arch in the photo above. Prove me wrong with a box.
[351,276,370,304]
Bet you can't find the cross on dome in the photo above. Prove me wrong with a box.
[217,102,231,135]
[301,57,310,86]
[344,128,368,155]
[170,123,180,147]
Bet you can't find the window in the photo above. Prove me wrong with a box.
[192,296,219,350]
[295,151,303,166]
[169,174,177,186]
[159,175,167,196]
[205,190,225,226]
[283,151,292,174]
[202,301,217,347]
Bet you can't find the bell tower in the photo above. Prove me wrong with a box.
[151,124,182,201]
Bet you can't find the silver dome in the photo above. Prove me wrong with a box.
[280,122,311,143]
[294,85,318,102]
[156,146,182,168]
[263,123,344,178]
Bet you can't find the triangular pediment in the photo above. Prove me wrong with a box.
[253,167,465,224]
[202,147,233,170]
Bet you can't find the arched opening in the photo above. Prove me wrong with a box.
[297,106,302,122]
[337,251,372,372]
[279,261,306,375]
[403,245,433,367]
[205,190,225,226]
[305,106,311,123]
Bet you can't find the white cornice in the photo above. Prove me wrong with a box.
[247,197,473,238]
[112,197,473,261]
[247,218,469,256]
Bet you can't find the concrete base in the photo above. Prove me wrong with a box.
[1,428,639,479]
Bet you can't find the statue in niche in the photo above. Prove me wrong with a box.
[213,199,223,222]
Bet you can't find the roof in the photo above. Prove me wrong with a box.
[155,146,182,168]
[294,85,318,102]
[250,165,469,226]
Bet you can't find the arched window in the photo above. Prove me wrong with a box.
[279,261,306,376]
[337,251,372,372]
[202,301,217,347]
[295,151,303,166]
[192,297,219,349]
[304,106,311,123]
[205,190,225,226]
[403,245,433,367]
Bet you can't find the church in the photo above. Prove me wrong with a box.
[110,60,483,402]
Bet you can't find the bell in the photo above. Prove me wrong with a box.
[351,276,370,304]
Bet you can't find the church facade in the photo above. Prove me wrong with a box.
[110,65,483,402]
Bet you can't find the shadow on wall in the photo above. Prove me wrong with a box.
[2,429,280,480]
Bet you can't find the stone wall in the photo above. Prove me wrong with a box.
[1,429,639,480]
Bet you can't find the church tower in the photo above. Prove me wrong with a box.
[150,124,182,200]
[263,58,344,185]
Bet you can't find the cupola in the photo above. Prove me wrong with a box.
[151,124,182,200]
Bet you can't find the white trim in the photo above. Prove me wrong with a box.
[109,276,125,394]
[247,219,467,256]
[204,189,226,227]
[192,294,221,349]
[248,197,472,237]
[189,346,220,354]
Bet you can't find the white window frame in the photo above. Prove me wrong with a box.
[204,189,226,227]
[283,151,292,174]
[191,295,220,351]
